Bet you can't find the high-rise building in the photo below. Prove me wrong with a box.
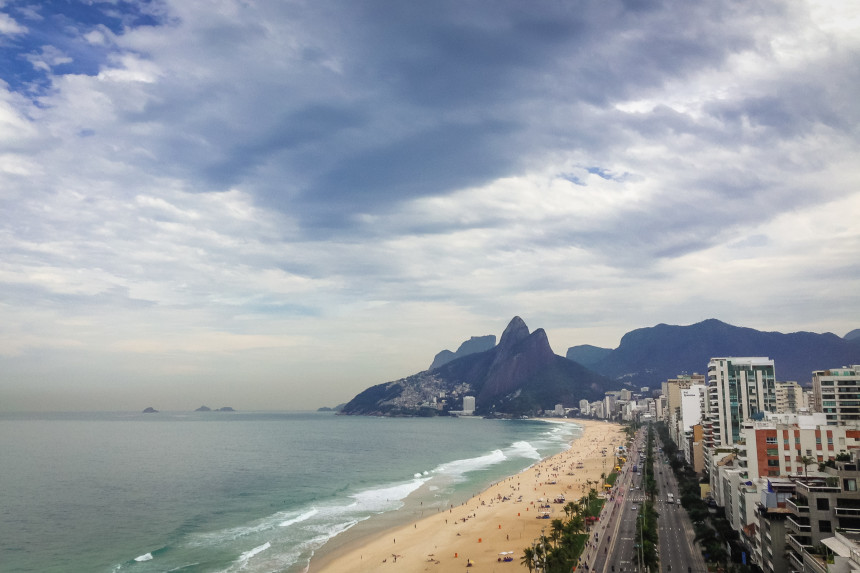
[742,414,860,478]
[579,399,590,416]
[785,452,860,572]
[704,357,777,449]
[813,366,860,425]
[462,395,475,414]
[662,374,705,446]
[775,381,805,413]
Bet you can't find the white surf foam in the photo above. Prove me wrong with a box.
[238,541,270,562]
[279,508,318,528]
[134,553,153,562]
[350,478,427,511]
[433,448,507,479]
[505,440,542,460]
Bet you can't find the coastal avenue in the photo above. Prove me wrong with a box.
[655,449,708,573]
[582,426,706,573]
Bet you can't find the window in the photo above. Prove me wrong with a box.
[819,520,832,533]
[767,459,780,467]
[766,448,778,456]
[845,479,857,492]
[817,498,830,511]
[766,437,777,444]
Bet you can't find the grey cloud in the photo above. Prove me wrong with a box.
[74,0,805,244]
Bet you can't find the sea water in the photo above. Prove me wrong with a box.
[0,411,581,573]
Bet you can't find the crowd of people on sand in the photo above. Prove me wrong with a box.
[435,424,624,568]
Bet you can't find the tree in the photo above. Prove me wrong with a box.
[800,455,815,479]
[521,547,536,573]
[550,519,565,546]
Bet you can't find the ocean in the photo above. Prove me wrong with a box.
[0,411,581,573]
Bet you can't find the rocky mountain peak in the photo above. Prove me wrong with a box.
[498,316,530,349]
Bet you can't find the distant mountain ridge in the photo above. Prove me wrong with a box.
[341,317,618,416]
[429,335,496,369]
[571,318,860,386]
[566,344,613,368]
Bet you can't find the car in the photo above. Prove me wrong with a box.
[631,505,637,510]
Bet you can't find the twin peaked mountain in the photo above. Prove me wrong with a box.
[341,316,860,417]
[341,317,615,416]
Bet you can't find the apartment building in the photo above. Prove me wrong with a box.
[754,479,794,573]
[742,414,860,478]
[703,357,776,473]
[775,380,806,413]
[813,365,860,425]
[785,453,860,573]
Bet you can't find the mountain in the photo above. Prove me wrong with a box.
[573,319,860,387]
[566,344,613,368]
[429,335,496,369]
[341,317,617,417]
[846,329,860,342]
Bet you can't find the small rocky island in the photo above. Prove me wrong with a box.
[142,407,159,413]
[195,405,211,411]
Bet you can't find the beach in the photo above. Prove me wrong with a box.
[309,418,626,572]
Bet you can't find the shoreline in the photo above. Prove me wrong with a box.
[308,418,626,572]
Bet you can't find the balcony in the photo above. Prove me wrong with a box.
[788,549,804,571]
[807,553,829,573]
[786,498,809,513]
[836,506,860,516]
[787,534,813,554]
[795,480,841,493]
[786,515,811,533]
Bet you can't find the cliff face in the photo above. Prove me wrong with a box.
[341,316,615,416]
[478,320,555,404]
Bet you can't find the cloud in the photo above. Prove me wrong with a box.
[0,12,26,35]
[0,0,859,410]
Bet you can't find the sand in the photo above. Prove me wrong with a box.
[308,418,626,573]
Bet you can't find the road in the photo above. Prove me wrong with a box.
[581,428,647,573]
[654,452,708,573]
[580,427,709,573]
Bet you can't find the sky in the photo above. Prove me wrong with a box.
[1,0,859,412]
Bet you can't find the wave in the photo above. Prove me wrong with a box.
[432,448,507,481]
[238,541,271,562]
[505,440,542,460]
[134,552,153,562]
[349,477,428,511]
[280,508,318,528]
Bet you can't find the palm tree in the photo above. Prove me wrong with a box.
[550,519,565,546]
[521,547,536,573]
[800,455,815,479]
[569,513,585,535]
